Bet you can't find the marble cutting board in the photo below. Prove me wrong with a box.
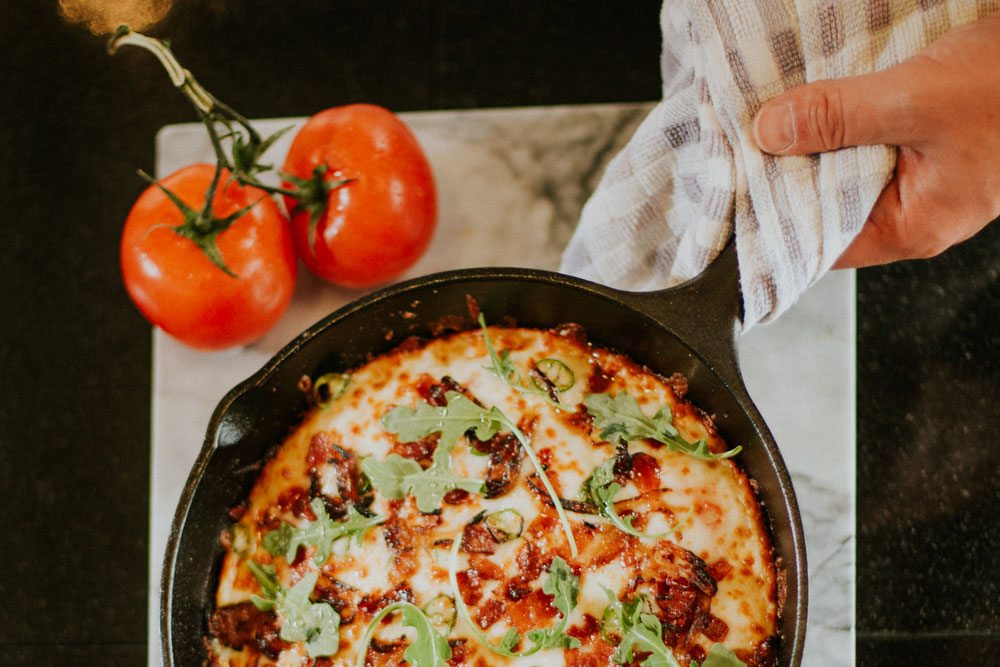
[148,103,855,666]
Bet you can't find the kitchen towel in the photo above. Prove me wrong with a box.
[561,0,995,327]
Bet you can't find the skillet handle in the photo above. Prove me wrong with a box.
[621,240,747,394]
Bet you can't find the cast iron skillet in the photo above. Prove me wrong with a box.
[161,242,807,666]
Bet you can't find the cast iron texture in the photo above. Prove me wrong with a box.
[161,243,808,666]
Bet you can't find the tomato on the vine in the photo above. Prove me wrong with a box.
[282,104,436,288]
[121,163,297,350]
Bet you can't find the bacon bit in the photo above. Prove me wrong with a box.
[401,311,417,320]
[461,519,497,554]
[468,554,504,580]
[475,598,505,630]
[227,502,247,521]
[277,487,315,520]
[306,431,341,469]
[702,613,729,642]
[665,372,688,398]
[383,513,418,580]
[629,452,661,493]
[456,570,484,606]
[689,644,707,664]
[506,589,558,633]
[443,488,471,505]
[587,361,613,393]
[567,613,601,642]
[447,639,469,666]
[514,541,546,584]
[256,506,282,531]
[465,294,481,320]
[357,584,415,618]
[390,435,437,467]
[550,322,587,344]
[739,638,778,667]
[592,526,638,568]
[313,575,360,625]
[482,432,523,498]
[416,375,471,408]
[563,405,594,435]
[566,641,617,667]
[208,602,289,658]
[708,559,734,582]
[297,374,312,393]
[395,335,428,352]
[429,314,466,337]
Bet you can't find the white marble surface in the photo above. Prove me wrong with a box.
[148,104,854,666]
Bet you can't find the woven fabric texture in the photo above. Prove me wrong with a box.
[561,0,997,327]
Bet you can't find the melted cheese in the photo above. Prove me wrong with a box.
[208,326,778,666]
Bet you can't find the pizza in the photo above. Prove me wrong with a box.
[205,316,780,667]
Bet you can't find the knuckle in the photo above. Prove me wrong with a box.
[805,87,846,150]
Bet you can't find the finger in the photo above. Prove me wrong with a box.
[753,67,921,156]
[832,178,909,269]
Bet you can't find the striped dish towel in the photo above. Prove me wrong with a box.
[561,0,995,328]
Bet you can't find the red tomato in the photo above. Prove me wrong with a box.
[121,163,297,350]
[282,104,436,287]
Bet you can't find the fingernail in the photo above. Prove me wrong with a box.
[754,103,794,153]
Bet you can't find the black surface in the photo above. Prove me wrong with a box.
[1,1,998,665]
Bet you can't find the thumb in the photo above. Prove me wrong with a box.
[752,68,919,155]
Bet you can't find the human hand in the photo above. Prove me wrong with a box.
[751,14,1000,269]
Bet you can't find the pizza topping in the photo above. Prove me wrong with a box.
[355,602,452,667]
[246,564,341,658]
[312,372,351,408]
[474,431,523,498]
[585,392,742,461]
[448,536,581,658]
[263,498,383,565]
[600,590,680,667]
[531,357,576,393]
[209,323,776,665]
[583,459,687,541]
[208,601,289,656]
[478,313,573,412]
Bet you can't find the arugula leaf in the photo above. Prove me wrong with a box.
[368,392,500,512]
[354,601,451,667]
[602,589,681,667]
[522,557,581,652]
[263,498,384,564]
[585,392,741,461]
[382,390,506,447]
[448,537,580,657]
[378,390,577,554]
[478,314,572,412]
[691,643,748,667]
[583,459,666,540]
[247,564,341,658]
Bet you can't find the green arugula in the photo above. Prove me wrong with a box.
[365,391,498,512]
[601,589,680,667]
[584,392,741,461]
[583,459,677,540]
[448,537,580,657]
[247,562,340,658]
[263,498,384,565]
[478,314,573,412]
[374,392,578,557]
[354,601,451,667]
[691,643,748,667]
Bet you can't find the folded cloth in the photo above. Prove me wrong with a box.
[561,0,995,328]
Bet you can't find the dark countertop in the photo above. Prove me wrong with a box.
[2,2,997,665]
